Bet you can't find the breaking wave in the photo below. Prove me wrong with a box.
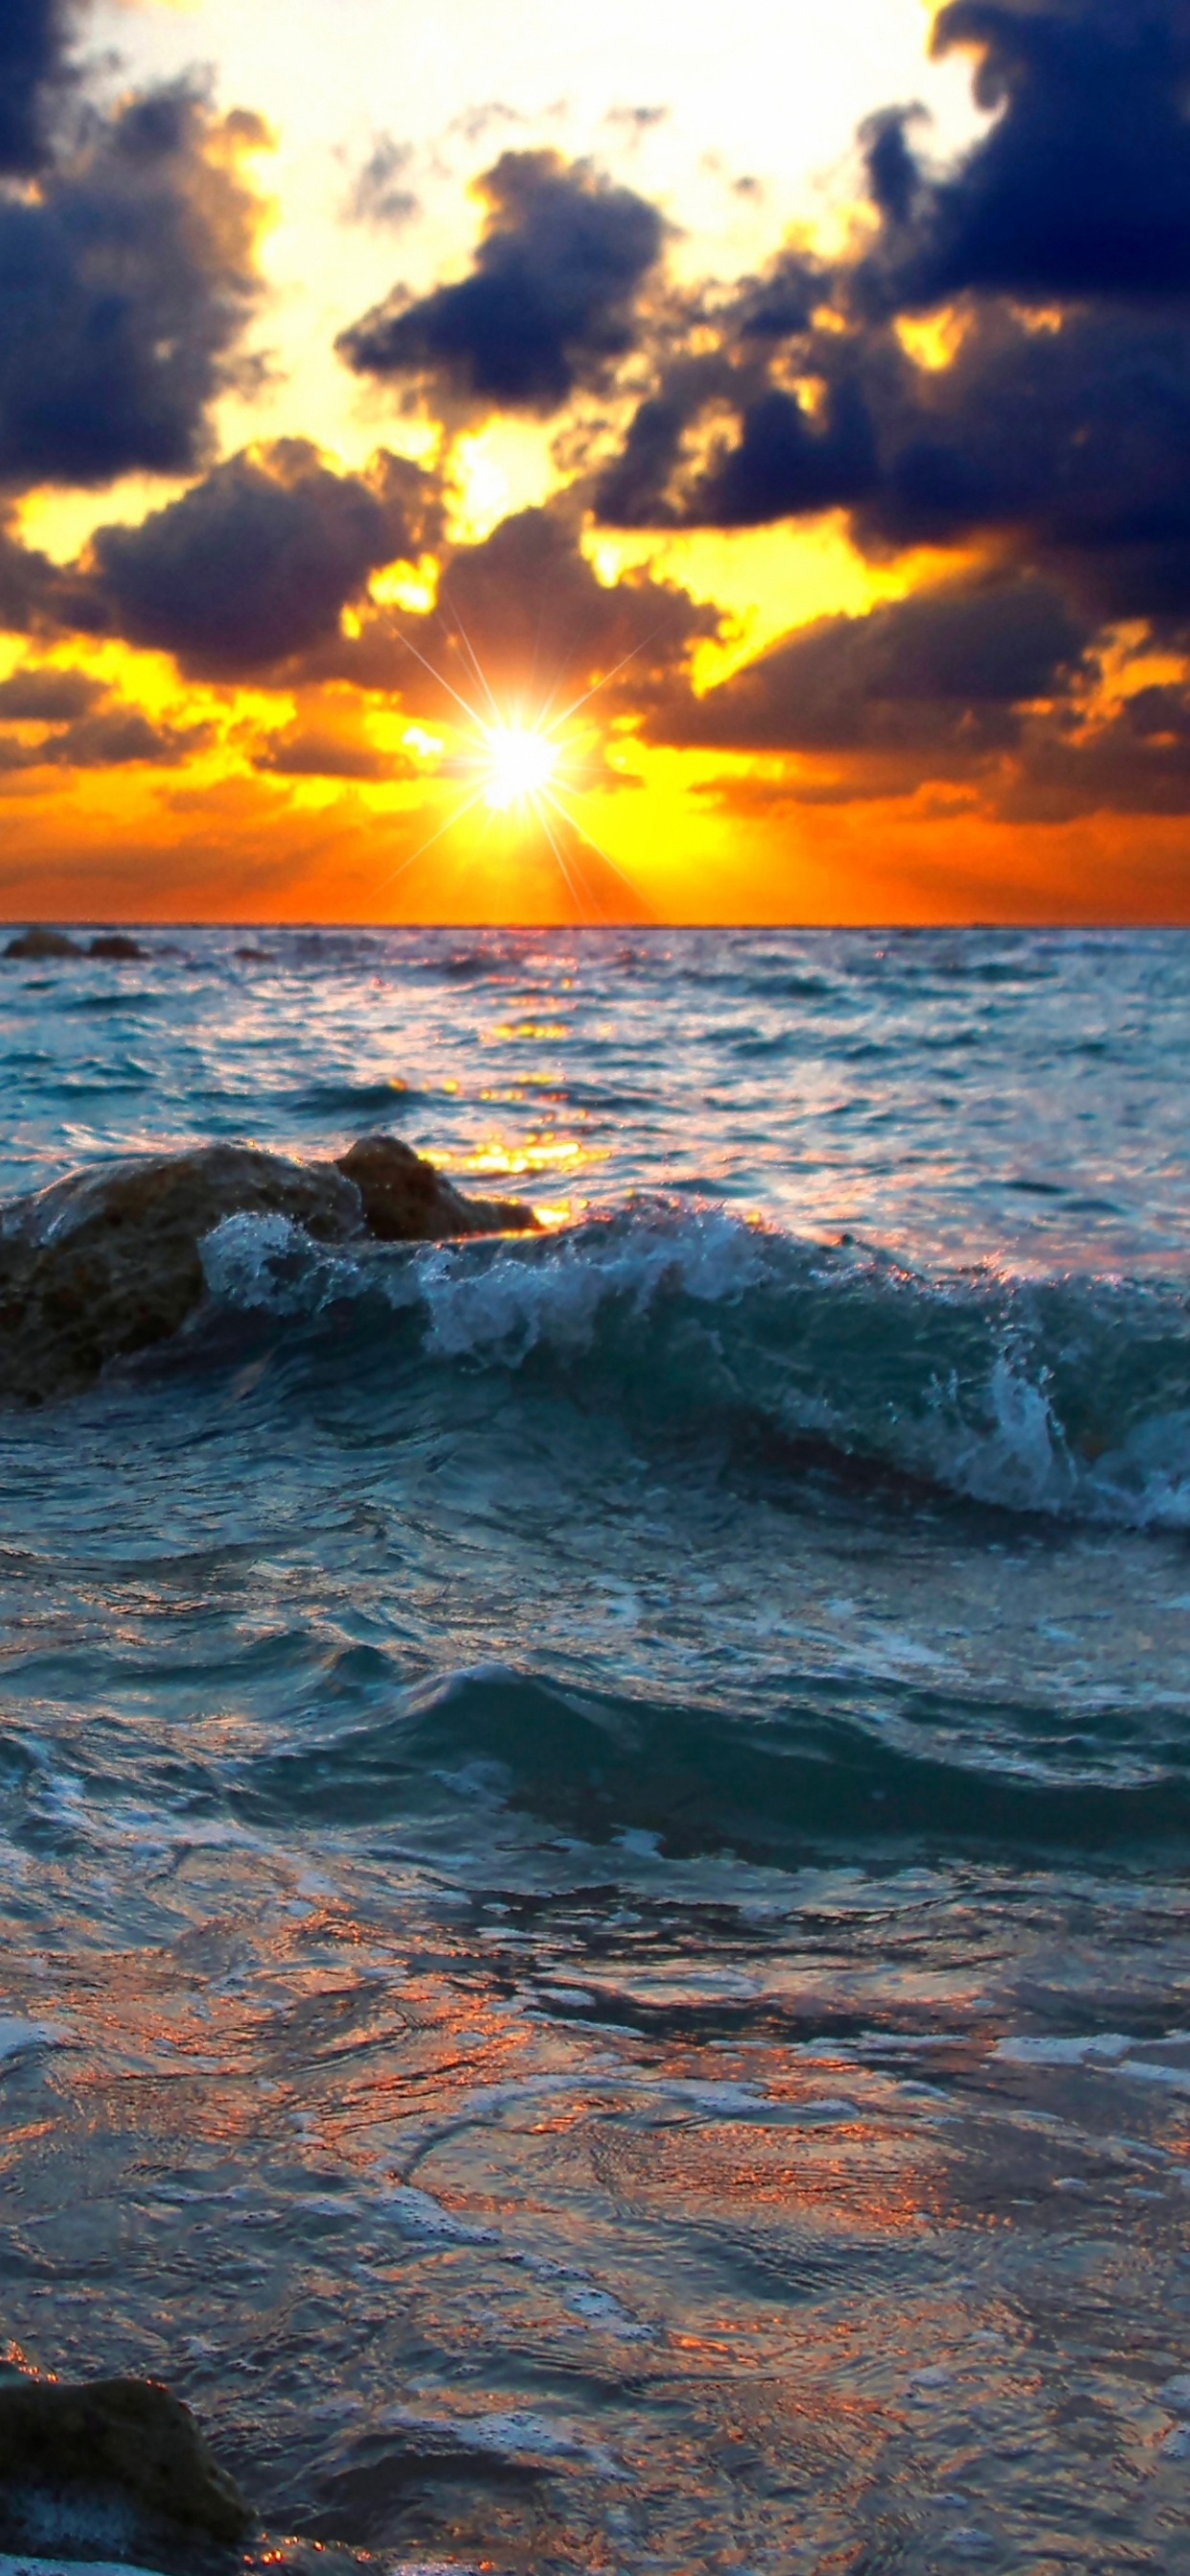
[199,1203,1190,1531]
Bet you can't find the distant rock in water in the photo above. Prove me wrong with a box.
[0,2370,253,2549]
[89,932,146,959]
[336,1131,540,1241]
[4,926,82,959]
[0,1135,538,1402]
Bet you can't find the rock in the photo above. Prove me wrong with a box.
[0,1136,539,1401]
[335,1133,540,1242]
[89,932,146,959]
[0,1143,363,1404]
[4,926,82,959]
[0,2370,252,2544]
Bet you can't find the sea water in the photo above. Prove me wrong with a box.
[2,925,1190,2574]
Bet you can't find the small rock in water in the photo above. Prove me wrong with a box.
[335,1132,539,1242]
[0,1144,362,1404]
[88,934,145,961]
[4,927,81,960]
[0,2371,252,2545]
[0,1135,539,1400]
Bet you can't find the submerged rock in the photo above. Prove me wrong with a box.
[89,932,146,960]
[4,926,82,959]
[335,1132,540,1242]
[0,2370,252,2546]
[0,1136,538,1402]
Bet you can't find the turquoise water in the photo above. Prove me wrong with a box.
[4,927,1190,2574]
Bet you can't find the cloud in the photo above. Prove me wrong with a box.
[858,0,1190,310]
[77,440,442,678]
[649,572,1089,758]
[0,663,103,721]
[0,0,80,175]
[599,372,877,530]
[0,80,267,491]
[307,502,721,721]
[650,564,1190,818]
[0,681,210,769]
[587,0,1190,634]
[852,304,1190,621]
[336,149,665,413]
[252,722,408,779]
[340,133,419,230]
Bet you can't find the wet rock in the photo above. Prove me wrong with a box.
[0,2370,253,2545]
[0,1136,539,1401]
[89,932,146,960]
[4,926,82,959]
[336,1132,540,1242]
[0,1143,363,1403]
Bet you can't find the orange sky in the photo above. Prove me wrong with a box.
[2,0,1189,922]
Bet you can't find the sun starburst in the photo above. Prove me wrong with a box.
[480,724,561,813]
[380,587,676,920]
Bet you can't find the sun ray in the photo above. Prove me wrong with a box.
[542,786,657,916]
[383,782,490,887]
[435,584,505,726]
[540,609,682,737]
[390,623,489,733]
[535,794,588,919]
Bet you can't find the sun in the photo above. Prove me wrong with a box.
[481,724,560,812]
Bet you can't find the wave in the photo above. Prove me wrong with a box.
[231,1664,1190,1859]
[198,1203,1190,1531]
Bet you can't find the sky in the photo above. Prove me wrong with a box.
[2,0,1190,923]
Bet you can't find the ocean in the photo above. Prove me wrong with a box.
[3,924,1190,2575]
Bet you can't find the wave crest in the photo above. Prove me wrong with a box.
[197,1205,1190,1531]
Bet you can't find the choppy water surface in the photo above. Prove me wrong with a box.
[5,926,1190,2576]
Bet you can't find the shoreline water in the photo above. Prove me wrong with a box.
[3,929,1190,2572]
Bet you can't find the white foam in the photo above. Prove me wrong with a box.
[295,2181,498,2243]
[200,1211,378,1315]
[373,2182,499,2242]
[417,1208,765,1363]
[994,2034,1133,2066]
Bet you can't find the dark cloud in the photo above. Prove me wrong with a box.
[309,503,720,722]
[0,518,61,632]
[859,0,1190,310]
[588,0,1190,632]
[852,304,1190,620]
[649,564,1190,818]
[341,133,419,230]
[601,376,877,529]
[601,293,1190,619]
[0,685,210,769]
[252,724,406,779]
[78,441,442,678]
[648,573,1089,758]
[337,149,664,413]
[0,664,102,722]
[999,686,1190,817]
[0,0,80,174]
[0,80,265,491]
